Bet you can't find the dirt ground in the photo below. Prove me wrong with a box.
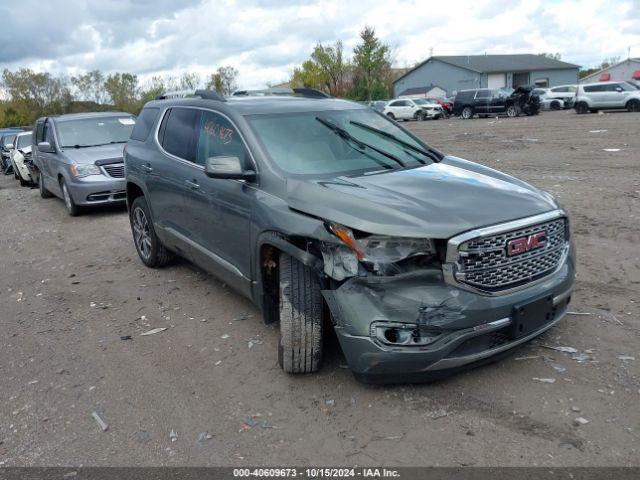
[0,109,638,467]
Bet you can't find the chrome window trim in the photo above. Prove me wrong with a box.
[443,209,568,296]
[153,105,259,177]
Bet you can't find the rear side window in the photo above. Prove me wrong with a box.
[160,108,200,163]
[584,85,603,92]
[475,89,490,99]
[35,121,45,143]
[196,110,246,168]
[130,107,159,141]
[456,91,474,101]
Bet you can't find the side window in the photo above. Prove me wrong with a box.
[130,107,159,141]
[196,110,246,168]
[43,121,55,144]
[475,89,490,99]
[160,108,200,163]
[35,121,45,143]
[388,101,401,107]
[583,85,601,92]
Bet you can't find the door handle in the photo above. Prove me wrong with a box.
[141,164,153,173]
[185,179,200,190]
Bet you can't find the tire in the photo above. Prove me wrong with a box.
[574,102,588,114]
[461,106,474,119]
[386,112,395,120]
[626,99,640,112]
[59,177,81,216]
[39,173,53,198]
[18,172,27,187]
[416,111,425,121]
[129,196,173,268]
[278,253,323,374]
[14,167,19,180]
[506,105,518,117]
[550,101,561,110]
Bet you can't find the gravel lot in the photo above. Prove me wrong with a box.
[0,109,638,467]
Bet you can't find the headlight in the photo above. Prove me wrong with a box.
[70,164,101,177]
[328,223,435,264]
[322,223,437,279]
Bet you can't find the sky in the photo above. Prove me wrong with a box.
[0,0,638,90]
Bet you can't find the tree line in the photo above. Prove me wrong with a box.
[0,66,238,128]
[290,26,394,101]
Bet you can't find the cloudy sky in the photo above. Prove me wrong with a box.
[0,0,638,89]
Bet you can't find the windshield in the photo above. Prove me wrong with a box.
[57,116,136,148]
[247,108,435,176]
[16,133,32,149]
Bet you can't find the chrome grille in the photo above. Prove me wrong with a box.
[452,217,568,292]
[102,163,125,178]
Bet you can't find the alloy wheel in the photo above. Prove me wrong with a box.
[132,207,152,261]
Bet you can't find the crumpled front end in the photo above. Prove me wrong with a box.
[320,210,576,383]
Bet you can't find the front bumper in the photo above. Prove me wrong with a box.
[323,245,576,383]
[67,175,126,206]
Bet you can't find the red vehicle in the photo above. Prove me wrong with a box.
[427,97,453,116]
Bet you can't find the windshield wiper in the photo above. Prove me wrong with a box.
[62,144,98,149]
[349,120,442,162]
[63,141,127,149]
[315,117,406,168]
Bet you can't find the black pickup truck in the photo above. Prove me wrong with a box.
[453,86,541,119]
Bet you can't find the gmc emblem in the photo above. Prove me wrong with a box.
[507,232,547,256]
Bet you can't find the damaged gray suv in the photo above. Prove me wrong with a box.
[125,88,575,383]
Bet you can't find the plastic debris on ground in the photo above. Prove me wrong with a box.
[602,148,621,152]
[220,334,230,339]
[541,345,578,354]
[589,130,607,133]
[140,327,167,336]
[618,355,635,362]
[567,311,592,316]
[240,415,273,432]
[197,432,213,442]
[91,412,108,432]
[169,430,178,442]
[235,312,253,321]
[90,302,110,310]
[573,417,590,426]
[533,377,556,383]
[248,339,264,349]
[120,335,132,341]
[136,431,151,442]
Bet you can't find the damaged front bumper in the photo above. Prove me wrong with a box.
[322,244,575,383]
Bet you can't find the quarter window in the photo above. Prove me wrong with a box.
[131,107,159,141]
[196,110,246,168]
[160,108,200,163]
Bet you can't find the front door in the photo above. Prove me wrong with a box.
[474,89,491,114]
[182,108,254,296]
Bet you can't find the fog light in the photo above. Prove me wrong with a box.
[371,321,441,346]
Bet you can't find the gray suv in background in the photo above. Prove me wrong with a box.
[33,112,136,215]
[125,89,575,383]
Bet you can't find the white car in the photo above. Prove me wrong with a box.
[574,81,640,113]
[384,98,443,121]
[545,85,577,108]
[532,90,565,110]
[11,131,34,186]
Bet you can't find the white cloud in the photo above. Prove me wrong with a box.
[0,0,638,89]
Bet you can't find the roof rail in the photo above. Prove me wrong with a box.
[155,89,226,102]
[231,87,331,99]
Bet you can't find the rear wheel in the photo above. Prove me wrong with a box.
[506,105,518,117]
[278,253,323,374]
[461,106,474,119]
[386,112,395,120]
[130,196,173,268]
[60,177,81,216]
[626,99,640,112]
[550,100,561,110]
[574,102,588,114]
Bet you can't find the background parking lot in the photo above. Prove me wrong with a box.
[0,110,638,466]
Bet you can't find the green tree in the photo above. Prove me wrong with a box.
[351,26,391,101]
[2,68,71,118]
[205,66,238,95]
[104,73,139,112]
[292,41,350,96]
[71,69,107,104]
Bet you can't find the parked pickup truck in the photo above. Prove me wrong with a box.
[125,89,575,383]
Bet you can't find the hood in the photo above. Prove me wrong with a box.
[61,143,125,165]
[286,156,557,239]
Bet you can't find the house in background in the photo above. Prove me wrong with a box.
[579,58,640,84]
[397,85,447,99]
[393,54,580,98]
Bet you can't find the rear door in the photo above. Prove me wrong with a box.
[474,89,491,113]
[148,106,201,258]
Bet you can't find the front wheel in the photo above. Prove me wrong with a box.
[461,106,474,119]
[278,253,323,374]
[60,177,81,216]
[626,99,640,112]
[416,111,425,121]
[129,196,174,268]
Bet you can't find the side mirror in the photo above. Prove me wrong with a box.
[205,155,255,181]
[38,141,55,153]
[615,87,623,92]
[5,143,14,149]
